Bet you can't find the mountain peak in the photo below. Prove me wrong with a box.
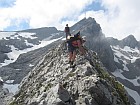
[71,17,101,37]
[10,42,131,105]
[124,35,137,41]
[122,35,138,48]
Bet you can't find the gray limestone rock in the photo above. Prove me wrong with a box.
[9,42,131,105]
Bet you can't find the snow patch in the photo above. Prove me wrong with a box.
[0,32,16,39]
[111,45,140,64]
[29,64,34,67]
[18,32,37,39]
[0,32,37,40]
[123,64,129,71]
[123,46,140,53]
[0,37,62,67]
[24,40,34,46]
[124,86,140,105]
[3,83,19,94]
[61,37,66,40]
[112,70,140,86]
[114,55,119,63]
[5,80,14,84]
[0,77,3,82]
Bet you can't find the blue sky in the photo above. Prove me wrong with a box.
[84,1,105,12]
[0,0,16,8]
[4,19,30,31]
[0,0,140,40]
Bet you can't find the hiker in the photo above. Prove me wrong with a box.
[68,31,86,55]
[64,24,70,40]
[71,31,86,55]
[67,31,86,66]
[67,35,76,66]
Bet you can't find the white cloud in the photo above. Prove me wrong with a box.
[0,0,140,41]
[0,0,93,30]
[85,0,140,40]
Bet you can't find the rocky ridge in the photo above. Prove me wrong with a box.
[9,42,131,105]
[107,35,140,49]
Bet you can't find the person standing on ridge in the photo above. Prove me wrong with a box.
[64,24,70,40]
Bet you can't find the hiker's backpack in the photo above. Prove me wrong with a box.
[67,31,85,47]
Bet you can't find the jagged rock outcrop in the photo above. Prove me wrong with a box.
[121,35,138,49]
[107,35,140,49]
[9,42,131,105]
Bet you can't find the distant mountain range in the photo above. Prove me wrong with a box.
[0,17,140,105]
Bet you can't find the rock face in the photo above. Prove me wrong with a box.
[9,42,131,105]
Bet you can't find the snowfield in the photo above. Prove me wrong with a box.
[111,45,140,105]
[0,32,63,67]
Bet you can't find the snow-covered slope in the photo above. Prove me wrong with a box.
[0,31,62,67]
[112,46,140,64]
[111,45,140,105]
